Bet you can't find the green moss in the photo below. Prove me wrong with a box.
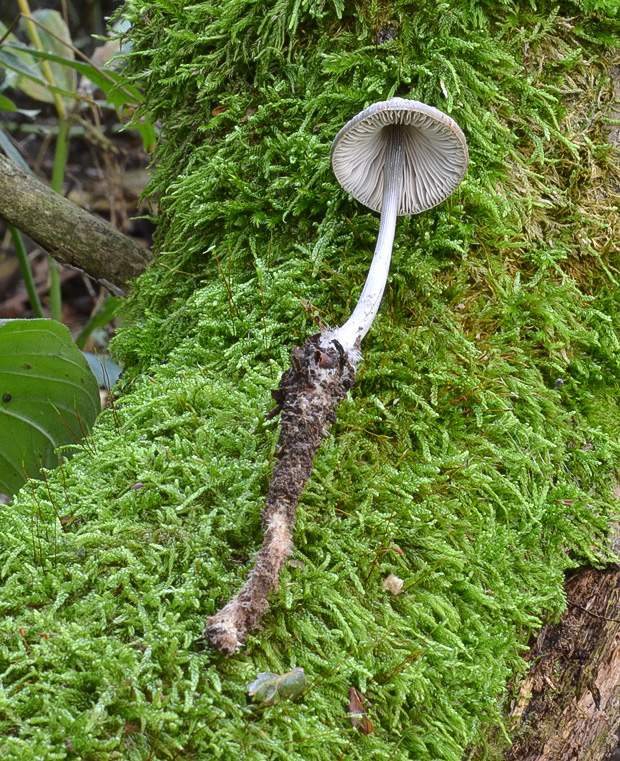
[1,1,619,759]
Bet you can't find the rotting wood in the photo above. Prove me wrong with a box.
[0,153,152,294]
[504,565,620,761]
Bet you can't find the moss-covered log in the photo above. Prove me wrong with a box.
[1,2,619,760]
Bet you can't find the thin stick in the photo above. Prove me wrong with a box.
[205,336,355,654]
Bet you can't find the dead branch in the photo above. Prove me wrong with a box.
[0,152,151,294]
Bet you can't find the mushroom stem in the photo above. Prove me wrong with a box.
[330,124,404,354]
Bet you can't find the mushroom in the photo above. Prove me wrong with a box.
[323,98,468,358]
[205,99,469,656]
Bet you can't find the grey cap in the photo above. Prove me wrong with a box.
[331,98,468,215]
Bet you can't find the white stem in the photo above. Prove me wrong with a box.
[327,125,404,355]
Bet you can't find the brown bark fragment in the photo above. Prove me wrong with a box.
[205,334,355,654]
[506,566,620,761]
[0,153,151,293]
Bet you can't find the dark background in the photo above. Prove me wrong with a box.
[0,0,152,336]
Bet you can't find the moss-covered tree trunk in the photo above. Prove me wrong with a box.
[501,69,620,760]
[1,2,619,760]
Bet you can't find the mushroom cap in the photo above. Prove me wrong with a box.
[331,98,468,215]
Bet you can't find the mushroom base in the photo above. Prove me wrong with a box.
[204,334,356,654]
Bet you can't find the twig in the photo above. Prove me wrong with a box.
[567,596,620,625]
[204,334,355,654]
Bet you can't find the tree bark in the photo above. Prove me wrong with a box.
[0,153,152,294]
[505,565,620,761]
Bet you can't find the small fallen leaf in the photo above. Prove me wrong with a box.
[383,573,404,595]
[348,687,374,734]
[248,667,308,705]
[248,673,279,704]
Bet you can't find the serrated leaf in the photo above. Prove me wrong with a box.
[0,319,100,495]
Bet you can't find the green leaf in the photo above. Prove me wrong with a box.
[2,46,143,106]
[0,92,17,111]
[76,296,121,350]
[132,119,157,152]
[0,39,154,148]
[0,128,34,172]
[0,48,77,104]
[18,10,76,106]
[0,319,100,496]
[0,45,45,91]
[0,20,22,84]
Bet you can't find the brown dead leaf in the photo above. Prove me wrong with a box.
[348,687,374,734]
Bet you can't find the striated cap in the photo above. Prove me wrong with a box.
[331,98,468,215]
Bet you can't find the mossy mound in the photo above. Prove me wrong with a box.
[1,2,620,759]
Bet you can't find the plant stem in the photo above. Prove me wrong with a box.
[47,118,71,322]
[330,124,404,354]
[47,259,62,322]
[17,0,69,322]
[51,118,69,192]
[10,224,44,317]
